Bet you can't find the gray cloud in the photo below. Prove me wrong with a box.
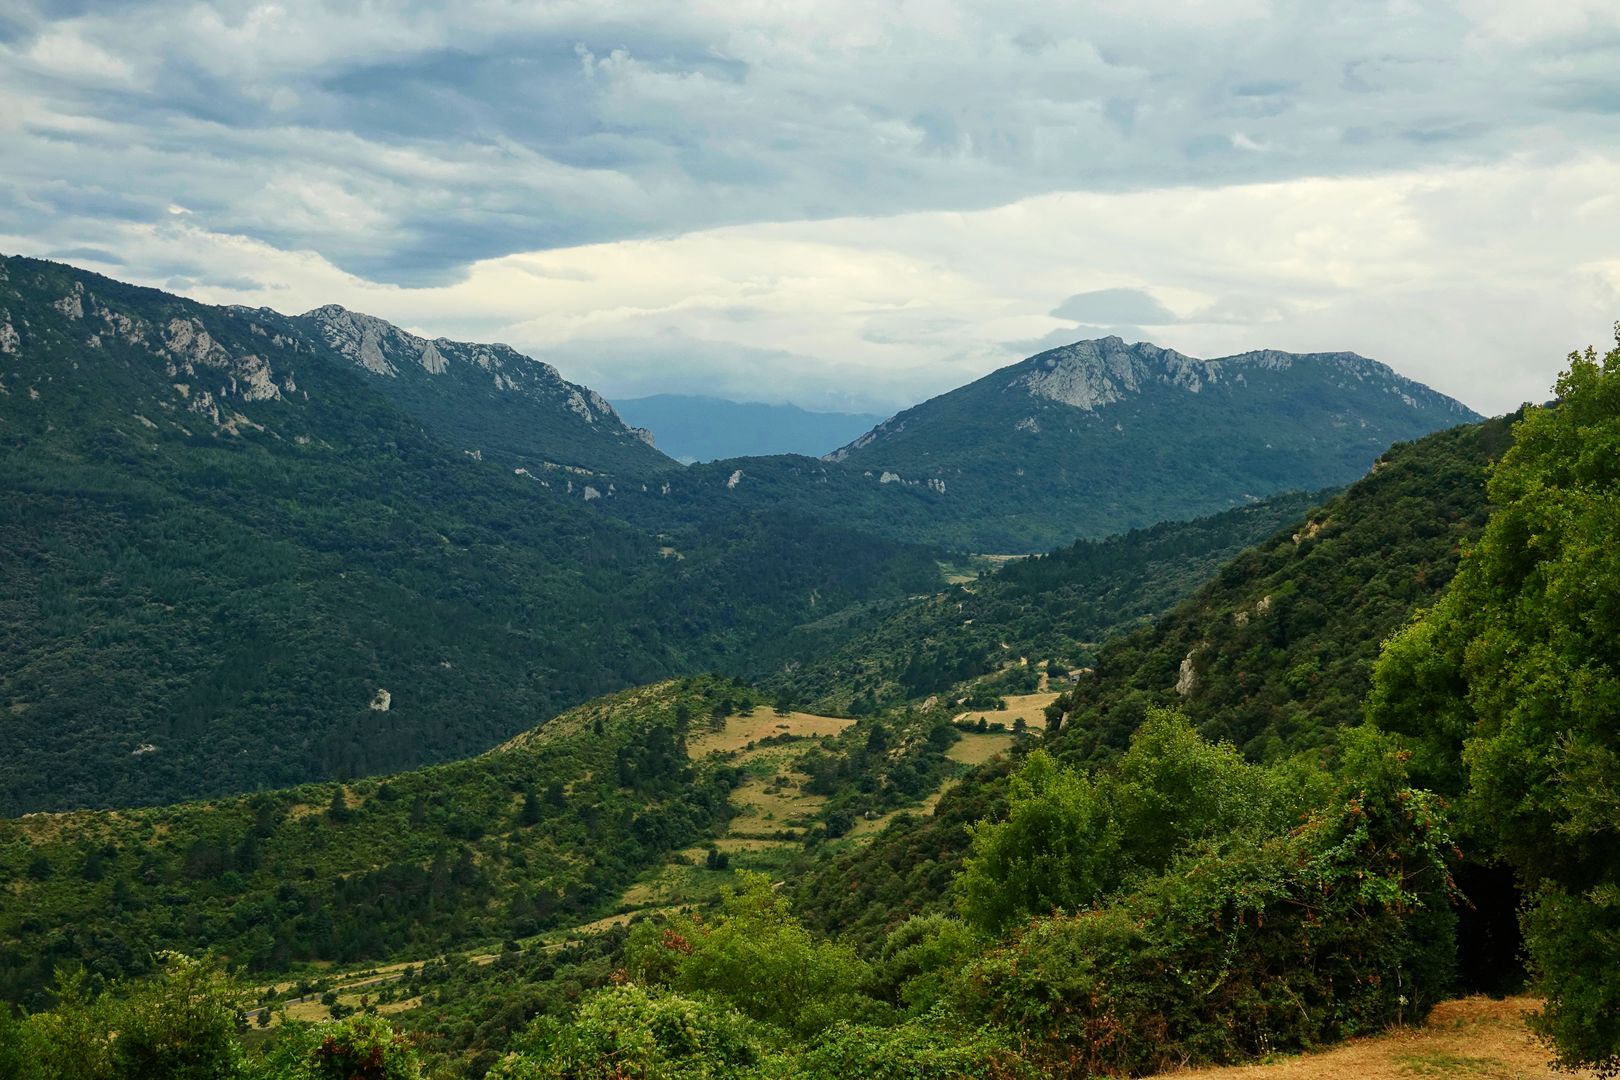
[4,2,1619,286]
[1051,287,1177,326]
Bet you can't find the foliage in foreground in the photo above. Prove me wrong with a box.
[964,730,1456,1075]
[0,953,422,1080]
[1369,332,1620,1074]
[6,710,1463,1078]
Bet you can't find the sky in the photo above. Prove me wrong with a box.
[3,1,1620,415]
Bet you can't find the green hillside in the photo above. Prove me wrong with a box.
[791,413,1512,952]
[0,678,746,1000]
[0,257,941,812]
[768,488,1327,713]
[1046,413,1515,764]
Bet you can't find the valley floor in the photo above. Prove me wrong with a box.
[1168,997,1589,1080]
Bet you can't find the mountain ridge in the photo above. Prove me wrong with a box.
[821,334,1480,549]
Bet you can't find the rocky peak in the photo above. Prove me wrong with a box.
[300,304,423,377]
[1012,338,1461,413]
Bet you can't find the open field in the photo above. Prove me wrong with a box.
[846,778,951,838]
[687,709,853,757]
[947,730,1018,765]
[1166,998,1590,1080]
[953,690,1058,731]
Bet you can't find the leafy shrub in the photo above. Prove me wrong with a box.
[789,1013,1034,1080]
[627,873,876,1038]
[488,985,764,1080]
[961,731,1456,1074]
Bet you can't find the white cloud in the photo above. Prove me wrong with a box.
[4,0,1619,284]
[26,155,1615,417]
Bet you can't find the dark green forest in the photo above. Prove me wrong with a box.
[767,489,1327,713]
[0,257,942,812]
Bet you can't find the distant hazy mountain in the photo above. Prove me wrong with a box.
[612,393,885,462]
[821,336,1481,549]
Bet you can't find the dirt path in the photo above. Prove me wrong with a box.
[1166,997,1590,1080]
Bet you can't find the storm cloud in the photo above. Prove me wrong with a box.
[3,1,1619,413]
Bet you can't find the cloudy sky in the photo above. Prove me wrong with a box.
[4,1,1619,414]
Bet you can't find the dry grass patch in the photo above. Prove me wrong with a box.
[846,780,952,838]
[947,732,1017,765]
[724,775,826,836]
[1167,997,1589,1080]
[687,710,853,757]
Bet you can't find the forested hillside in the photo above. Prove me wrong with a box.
[0,679,751,1000]
[792,413,1511,953]
[0,258,940,812]
[769,489,1326,712]
[1045,413,1516,763]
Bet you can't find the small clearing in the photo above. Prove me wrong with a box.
[947,731,1017,765]
[952,691,1059,732]
[687,709,853,758]
[1165,997,1589,1080]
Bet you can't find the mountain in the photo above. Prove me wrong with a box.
[0,256,941,812]
[286,305,673,478]
[610,394,885,462]
[826,337,1481,551]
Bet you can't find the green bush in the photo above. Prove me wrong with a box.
[962,733,1456,1074]
[788,1013,1033,1080]
[488,985,763,1079]
[627,873,877,1038]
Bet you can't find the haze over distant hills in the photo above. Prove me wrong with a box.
[612,393,885,462]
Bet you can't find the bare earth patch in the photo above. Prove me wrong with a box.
[1166,997,1591,1080]
[687,710,854,757]
[952,691,1058,733]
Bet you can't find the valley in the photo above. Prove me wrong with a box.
[1,255,1615,1080]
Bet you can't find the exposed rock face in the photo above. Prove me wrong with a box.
[291,305,661,469]
[1175,647,1201,696]
[1010,337,1417,411]
[53,284,84,319]
[418,340,447,374]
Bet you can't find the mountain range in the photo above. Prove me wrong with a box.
[3,254,1611,1077]
[0,254,1479,812]
[0,256,937,812]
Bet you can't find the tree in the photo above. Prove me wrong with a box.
[956,749,1119,935]
[627,873,873,1037]
[109,952,245,1080]
[326,787,351,824]
[518,789,542,827]
[1368,331,1620,1074]
[488,985,761,1079]
[305,1014,420,1079]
